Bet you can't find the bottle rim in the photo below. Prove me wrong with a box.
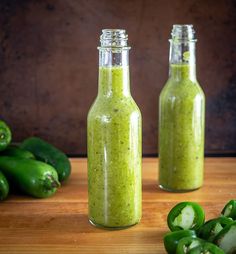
[99,29,131,49]
[170,24,197,42]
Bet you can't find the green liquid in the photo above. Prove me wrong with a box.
[87,66,142,228]
[159,64,205,191]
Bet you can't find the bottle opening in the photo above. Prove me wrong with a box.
[99,29,130,49]
[171,24,197,42]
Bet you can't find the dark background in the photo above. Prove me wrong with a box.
[0,0,235,156]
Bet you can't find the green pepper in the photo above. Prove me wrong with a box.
[0,171,9,200]
[198,217,233,242]
[0,156,60,198]
[0,145,35,159]
[20,137,71,182]
[0,120,11,152]
[214,221,236,254]
[176,236,204,254]
[221,200,236,220]
[168,202,205,231]
[164,230,197,254]
[188,242,225,254]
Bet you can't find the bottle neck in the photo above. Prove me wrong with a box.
[169,41,196,81]
[98,29,131,97]
[169,25,197,82]
[98,49,130,97]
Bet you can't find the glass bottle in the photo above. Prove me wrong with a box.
[159,24,205,192]
[87,29,142,228]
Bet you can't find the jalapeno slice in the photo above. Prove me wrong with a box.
[214,221,236,254]
[198,217,233,242]
[188,242,225,254]
[176,236,204,254]
[221,200,236,220]
[168,202,205,231]
[164,230,197,254]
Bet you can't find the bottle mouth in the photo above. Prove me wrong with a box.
[98,29,131,49]
[170,24,197,42]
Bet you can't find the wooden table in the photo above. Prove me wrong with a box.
[0,158,235,253]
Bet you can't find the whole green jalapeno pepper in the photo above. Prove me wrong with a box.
[0,120,11,152]
[0,156,60,198]
[0,171,9,200]
[20,137,71,182]
[0,145,35,159]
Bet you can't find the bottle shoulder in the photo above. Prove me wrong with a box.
[160,78,205,100]
[88,96,141,119]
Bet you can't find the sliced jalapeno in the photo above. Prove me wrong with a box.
[214,221,236,254]
[188,242,225,254]
[164,230,197,254]
[168,202,205,231]
[176,236,204,254]
[221,200,236,220]
[198,216,233,242]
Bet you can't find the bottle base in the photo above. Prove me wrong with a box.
[159,184,201,193]
[89,218,139,230]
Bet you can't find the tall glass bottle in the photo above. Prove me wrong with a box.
[159,25,205,192]
[87,29,142,228]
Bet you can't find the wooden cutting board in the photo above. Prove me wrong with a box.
[0,158,235,254]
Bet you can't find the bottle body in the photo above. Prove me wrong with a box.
[87,30,142,228]
[159,25,205,192]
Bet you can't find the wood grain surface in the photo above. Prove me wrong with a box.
[0,157,235,253]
